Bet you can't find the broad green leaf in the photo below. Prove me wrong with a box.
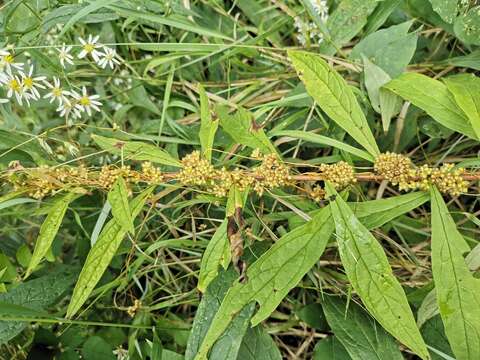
[428,0,458,24]
[454,6,480,45]
[82,336,116,360]
[443,74,480,139]
[322,296,403,360]
[288,50,380,157]
[318,0,379,55]
[216,106,277,155]
[195,207,335,359]
[351,21,417,78]
[430,187,480,360]
[129,82,161,115]
[421,315,455,360]
[198,84,218,162]
[313,336,351,360]
[186,268,255,360]
[272,130,374,162]
[66,188,153,318]
[446,49,480,71]
[384,73,477,140]
[237,326,282,360]
[92,134,181,167]
[0,268,77,344]
[197,220,230,293]
[326,183,429,360]
[107,177,134,233]
[25,193,75,278]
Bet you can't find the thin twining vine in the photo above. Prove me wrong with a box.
[2,151,477,200]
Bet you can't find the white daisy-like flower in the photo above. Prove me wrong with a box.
[311,0,329,22]
[0,50,24,72]
[78,35,103,62]
[72,86,102,116]
[20,66,46,100]
[44,77,71,105]
[57,44,74,68]
[57,99,82,120]
[1,71,31,106]
[97,47,121,69]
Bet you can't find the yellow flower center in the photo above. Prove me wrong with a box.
[23,77,33,88]
[84,44,95,53]
[8,79,21,92]
[80,97,91,106]
[3,54,14,64]
[52,88,62,97]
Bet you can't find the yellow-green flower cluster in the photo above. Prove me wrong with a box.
[210,168,254,198]
[178,151,215,186]
[252,153,291,196]
[319,161,356,189]
[374,152,414,187]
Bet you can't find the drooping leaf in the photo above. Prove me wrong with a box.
[198,84,218,162]
[351,21,417,78]
[384,73,477,140]
[430,186,480,360]
[107,177,134,233]
[197,220,230,293]
[454,6,480,45]
[0,268,77,344]
[216,106,277,155]
[313,336,351,360]
[443,74,480,139]
[428,0,458,24]
[186,268,255,360]
[194,207,335,360]
[66,187,153,318]
[288,50,380,157]
[92,134,181,167]
[237,326,282,360]
[25,193,75,278]
[326,183,429,360]
[322,296,403,360]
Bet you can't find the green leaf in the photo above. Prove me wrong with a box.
[454,6,480,45]
[428,0,458,24]
[197,220,230,293]
[92,134,181,167]
[66,188,153,318]
[0,268,77,344]
[351,21,417,78]
[365,0,403,35]
[107,177,134,233]
[421,315,455,360]
[237,326,282,360]
[322,296,403,360]
[430,186,480,360]
[384,73,477,140]
[443,74,480,139]
[288,50,380,157]
[216,106,277,155]
[198,84,218,162]
[325,183,429,360]
[272,130,374,162]
[82,336,116,360]
[186,268,255,360]
[25,193,75,278]
[194,208,335,359]
[313,336,351,360]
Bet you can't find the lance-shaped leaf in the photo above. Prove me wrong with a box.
[66,187,153,318]
[325,183,429,360]
[198,84,218,162]
[107,177,134,233]
[443,74,480,139]
[384,73,477,140]
[430,186,480,360]
[288,50,380,157]
[322,296,403,360]
[92,134,181,167]
[197,220,230,293]
[216,106,277,155]
[25,193,75,278]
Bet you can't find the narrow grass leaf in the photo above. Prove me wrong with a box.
[384,73,477,139]
[430,186,480,360]
[25,193,75,278]
[198,84,218,162]
[288,50,380,157]
[326,183,429,360]
[107,177,134,233]
[66,187,153,318]
[92,134,181,167]
[322,296,403,360]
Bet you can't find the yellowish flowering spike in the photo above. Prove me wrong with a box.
[319,161,356,190]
